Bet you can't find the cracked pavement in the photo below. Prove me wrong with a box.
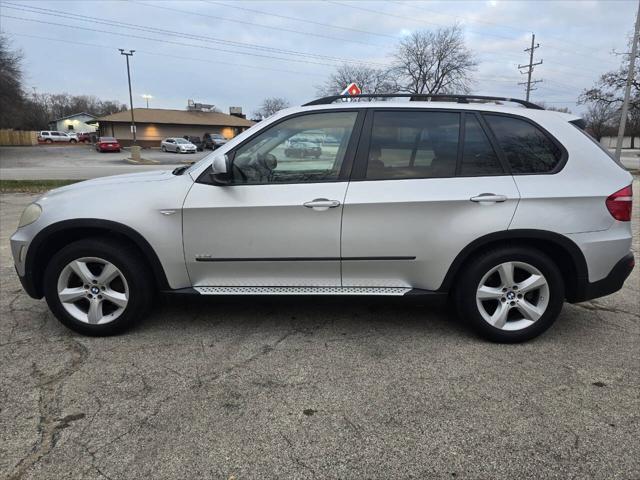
[1,189,638,479]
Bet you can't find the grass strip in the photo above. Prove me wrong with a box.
[0,179,80,193]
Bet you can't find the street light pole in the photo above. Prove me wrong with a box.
[119,49,136,145]
[142,94,152,108]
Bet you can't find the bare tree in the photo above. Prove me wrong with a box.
[580,33,639,109]
[392,25,477,95]
[579,38,640,147]
[579,60,639,111]
[317,64,396,96]
[0,35,25,129]
[582,103,615,141]
[253,97,291,120]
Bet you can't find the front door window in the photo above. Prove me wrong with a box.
[231,111,358,184]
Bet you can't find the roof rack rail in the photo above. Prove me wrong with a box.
[303,94,544,110]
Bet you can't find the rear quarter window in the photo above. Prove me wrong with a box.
[483,114,563,174]
[570,119,625,168]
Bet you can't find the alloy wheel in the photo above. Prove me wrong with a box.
[56,257,129,325]
[475,261,550,331]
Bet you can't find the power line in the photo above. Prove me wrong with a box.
[395,0,619,63]
[331,0,618,74]
[1,16,585,104]
[4,1,608,83]
[8,30,562,98]
[203,0,399,40]
[0,14,371,68]
[3,31,323,78]
[0,6,591,102]
[133,0,386,48]
[1,3,390,68]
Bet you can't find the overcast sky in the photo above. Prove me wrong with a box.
[0,0,637,116]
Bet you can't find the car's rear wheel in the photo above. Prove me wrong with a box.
[45,139,53,143]
[43,238,153,336]
[455,247,564,343]
[70,139,77,144]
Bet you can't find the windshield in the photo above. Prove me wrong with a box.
[211,134,225,139]
[100,137,116,142]
[175,138,189,144]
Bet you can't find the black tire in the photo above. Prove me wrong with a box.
[454,246,564,343]
[161,145,166,152]
[43,237,154,336]
[70,139,77,144]
[45,139,53,143]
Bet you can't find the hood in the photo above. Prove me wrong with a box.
[42,170,174,197]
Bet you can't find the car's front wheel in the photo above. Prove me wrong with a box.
[455,247,564,343]
[43,238,153,336]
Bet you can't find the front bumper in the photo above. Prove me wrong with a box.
[11,228,42,299]
[570,252,635,303]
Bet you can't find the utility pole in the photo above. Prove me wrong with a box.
[614,4,640,161]
[518,34,543,101]
[119,49,136,145]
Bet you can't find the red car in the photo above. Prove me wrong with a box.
[96,137,121,153]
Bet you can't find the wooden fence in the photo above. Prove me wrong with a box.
[0,129,38,146]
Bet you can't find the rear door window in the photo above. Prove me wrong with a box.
[365,111,460,180]
[483,114,562,174]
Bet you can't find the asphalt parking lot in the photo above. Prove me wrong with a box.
[0,145,210,180]
[0,144,210,168]
[1,189,639,479]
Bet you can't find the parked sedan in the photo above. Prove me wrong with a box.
[284,141,322,158]
[161,138,197,153]
[95,137,121,152]
[183,136,204,151]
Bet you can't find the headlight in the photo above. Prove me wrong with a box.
[18,203,42,228]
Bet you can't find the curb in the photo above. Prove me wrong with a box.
[126,158,160,165]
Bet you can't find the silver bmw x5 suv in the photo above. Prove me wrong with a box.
[11,95,634,342]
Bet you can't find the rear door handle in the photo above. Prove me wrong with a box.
[470,193,508,203]
[303,198,341,211]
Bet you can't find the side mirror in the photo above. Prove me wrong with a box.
[209,154,232,186]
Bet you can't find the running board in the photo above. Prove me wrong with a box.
[193,286,412,296]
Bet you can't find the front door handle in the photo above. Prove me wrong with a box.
[303,198,341,211]
[470,193,508,203]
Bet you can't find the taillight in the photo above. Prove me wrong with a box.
[606,185,633,221]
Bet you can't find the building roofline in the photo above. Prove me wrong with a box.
[51,112,98,122]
